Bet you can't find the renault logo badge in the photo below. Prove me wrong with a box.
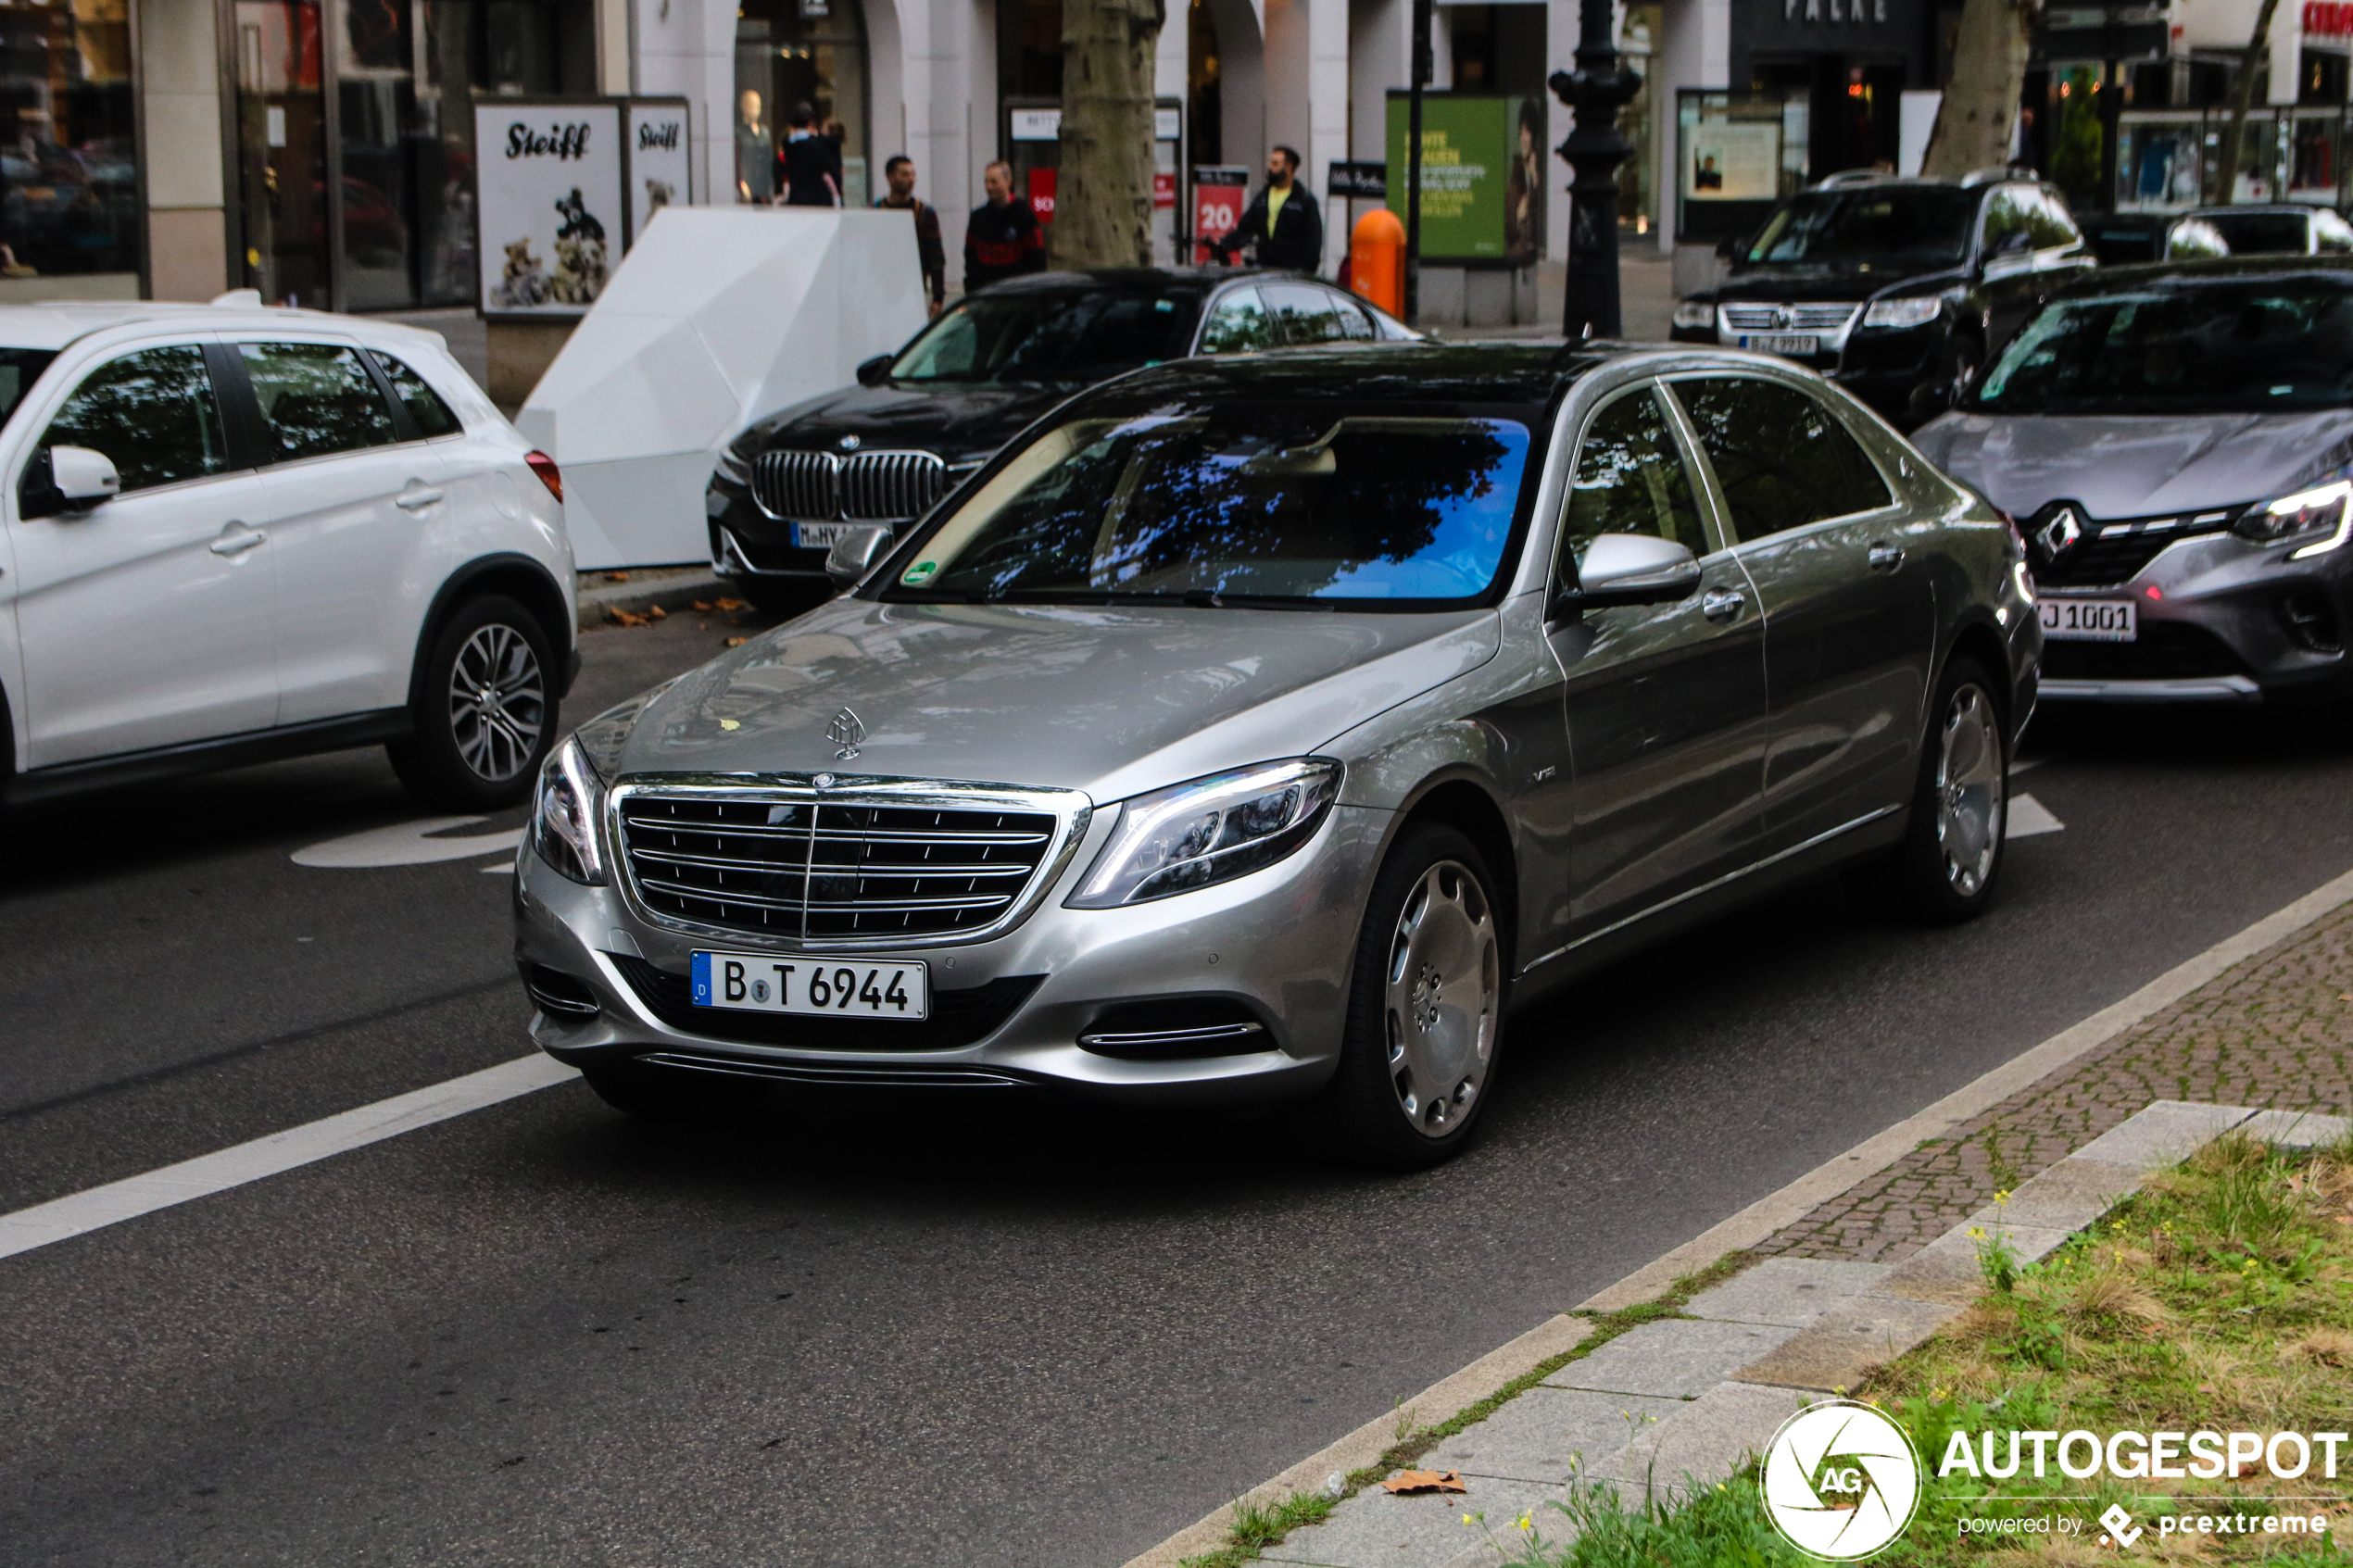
[826,707,865,761]
[2035,506,2084,563]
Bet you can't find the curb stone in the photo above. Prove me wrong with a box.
[1171,1100,2333,1568]
[573,569,728,630]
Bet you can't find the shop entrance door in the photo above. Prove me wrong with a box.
[236,0,332,307]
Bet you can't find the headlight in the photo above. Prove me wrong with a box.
[2232,480,2353,558]
[1863,297,1941,329]
[1672,300,1715,331]
[531,735,608,884]
[712,445,751,487]
[1067,758,1342,908]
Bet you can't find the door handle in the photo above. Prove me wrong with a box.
[1700,585,1746,623]
[1868,541,1905,572]
[209,523,266,558]
[395,486,445,511]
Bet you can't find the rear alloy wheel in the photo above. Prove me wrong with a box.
[388,594,558,810]
[1312,823,1505,1170]
[1852,656,2007,923]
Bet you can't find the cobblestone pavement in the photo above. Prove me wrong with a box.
[1764,902,2353,1263]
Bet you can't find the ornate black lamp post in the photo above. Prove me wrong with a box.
[1550,0,1642,339]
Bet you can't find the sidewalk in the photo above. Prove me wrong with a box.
[1143,884,2353,1568]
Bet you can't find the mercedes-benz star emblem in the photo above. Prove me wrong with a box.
[825,707,865,761]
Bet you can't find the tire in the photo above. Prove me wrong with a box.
[1308,823,1508,1171]
[1850,656,2008,924]
[581,1060,766,1122]
[387,594,559,811]
[1941,333,1982,404]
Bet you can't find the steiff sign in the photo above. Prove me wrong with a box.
[476,101,624,319]
[624,101,692,248]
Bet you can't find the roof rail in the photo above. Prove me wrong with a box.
[210,288,265,307]
[1959,164,2032,187]
[1815,169,1891,188]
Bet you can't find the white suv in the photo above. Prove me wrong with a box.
[0,299,574,811]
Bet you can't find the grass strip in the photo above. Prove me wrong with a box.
[1174,1250,1756,1568]
[1500,1127,2353,1566]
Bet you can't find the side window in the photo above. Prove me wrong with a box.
[1671,378,1892,541]
[38,345,228,495]
[1264,282,1346,345]
[369,350,462,436]
[1561,387,1710,571]
[1324,289,1377,341]
[239,341,398,460]
[2026,189,2080,250]
[1198,287,1279,354]
[1980,187,2033,257]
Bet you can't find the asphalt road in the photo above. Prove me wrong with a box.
[5,604,2352,1567]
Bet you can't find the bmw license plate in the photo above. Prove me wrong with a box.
[692,951,931,1020]
[2040,598,2137,642]
[792,522,853,549]
[1739,332,1818,356]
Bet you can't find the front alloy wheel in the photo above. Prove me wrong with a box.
[1383,861,1500,1137]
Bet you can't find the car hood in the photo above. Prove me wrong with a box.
[1718,264,1961,302]
[741,381,1080,464]
[1912,409,2353,517]
[607,596,1503,803]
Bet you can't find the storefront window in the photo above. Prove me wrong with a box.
[0,0,139,282]
[735,0,870,207]
[237,0,592,310]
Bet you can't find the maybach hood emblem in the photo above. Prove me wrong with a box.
[827,707,866,761]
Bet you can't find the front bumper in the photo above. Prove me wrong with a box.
[2034,526,2353,705]
[513,799,1391,1103]
[707,483,840,582]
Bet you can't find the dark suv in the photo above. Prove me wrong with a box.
[1670,173,2094,423]
[705,267,1418,609]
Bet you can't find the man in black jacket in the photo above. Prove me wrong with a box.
[1211,145,1323,272]
[963,160,1046,294]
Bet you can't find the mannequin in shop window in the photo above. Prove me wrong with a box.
[737,91,774,203]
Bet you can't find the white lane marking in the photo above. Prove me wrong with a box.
[293,816,526,868]
[0,1055,578,1262]
[481,859,518,873]
[2010,756,2046,777]
[2009,793,2065,838]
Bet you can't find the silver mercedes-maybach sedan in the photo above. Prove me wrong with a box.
[516,344,2040,1167]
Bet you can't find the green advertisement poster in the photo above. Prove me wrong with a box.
[1384,94,1545,264]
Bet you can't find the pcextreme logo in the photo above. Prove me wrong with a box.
[1761,1399,1922,1560]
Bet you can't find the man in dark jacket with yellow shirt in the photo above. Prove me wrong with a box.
[1210,145,1323,273]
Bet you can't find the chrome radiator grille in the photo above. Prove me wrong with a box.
[749,449,949,524]
[1718,302,1859,333]
[616,786,1067,941]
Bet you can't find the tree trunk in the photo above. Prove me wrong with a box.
[1057,0,1166,270]
[2216,0,2284,205]
[1919,0,2037,179]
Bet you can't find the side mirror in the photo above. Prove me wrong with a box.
[48,445,120,509]
[824,522,893,590]
[1555,533,1703,612]
[854,354,895,388]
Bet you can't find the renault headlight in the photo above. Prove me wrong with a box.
[2232,480,2353,558]
[1863,296,1941,330]
[1672,300,1716,331]
[531,736,607,884]
[1068,758,1342,908]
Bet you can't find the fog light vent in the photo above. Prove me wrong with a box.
[2281,591,2343,655]
[1079,997,1267,1060]
[525,964,602,1019]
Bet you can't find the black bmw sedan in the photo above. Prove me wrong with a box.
[705,267,1418,609]
[1670,172,2094,425]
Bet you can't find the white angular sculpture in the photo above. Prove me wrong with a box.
[518,207,929,568]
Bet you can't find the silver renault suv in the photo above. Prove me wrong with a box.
[516,344,2038,1167]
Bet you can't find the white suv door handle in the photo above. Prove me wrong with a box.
[395,485,445,511]
[210,522,266,558]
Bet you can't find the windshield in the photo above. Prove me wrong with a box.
[0,347,56,428]
[883,403,1535,608]
[2198,211,2308,255]
[1744,186,1976,267]
[1969,280,2353,415]
[887,290,1202,383]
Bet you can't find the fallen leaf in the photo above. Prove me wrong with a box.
[724,636,747,647]
[691,600,715,611]
[605,571,630,582]
[1381,1470,1467,1496]
[608,608,650,627]
[648,603,667,619]
[715,597,749,611]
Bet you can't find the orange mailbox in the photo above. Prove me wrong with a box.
[1350,207,1405,320]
